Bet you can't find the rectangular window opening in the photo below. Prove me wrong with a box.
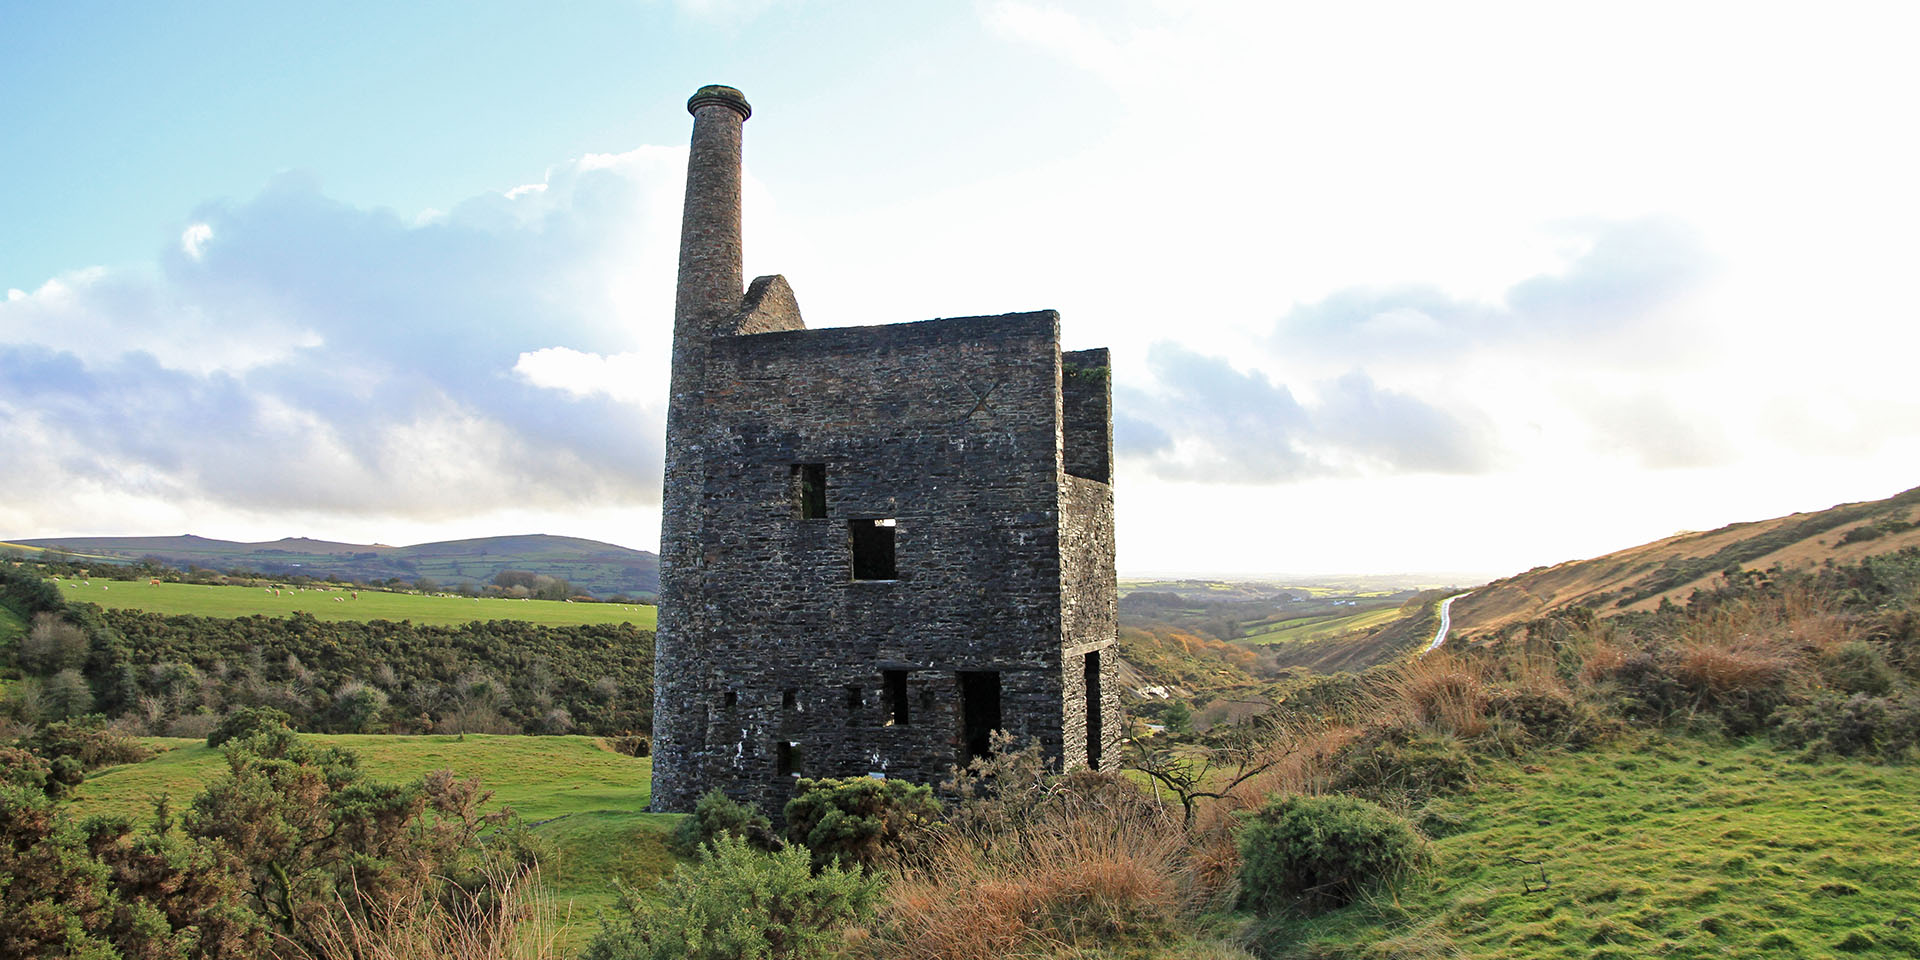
[1084,651,1103,771]
[883,670,910,726]
[845,685,862,711]
[723,690,737,708]
[850,518,897,580]
[776,741,803,778]
[789,464,826,519]
[958,671,1002,764]
[782,688,798,710]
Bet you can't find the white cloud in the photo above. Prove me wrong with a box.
[0,146,693,544]
[514,346,663,406]
[180,222,212,260]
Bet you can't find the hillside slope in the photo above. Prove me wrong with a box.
[1451,484,1920,638]
[5,533,660,598]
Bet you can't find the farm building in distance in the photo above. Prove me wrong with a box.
[649,85,1120,814]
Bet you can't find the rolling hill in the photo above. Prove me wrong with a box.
[3,533,660,599]
[1449,483,1920,638]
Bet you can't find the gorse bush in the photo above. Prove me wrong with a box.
[583,834,879,960]
[22,714,154,771]
[1235,793,1430,916]
[0,728,529,960]
[782,776,941,871]
[668,788,777,858]
[206,704,293,747]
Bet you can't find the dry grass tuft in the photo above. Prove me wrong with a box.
[879,812,1191,960]
[1673,640,1793,698]
[278,865,560,960]
[1382,652,1491,738]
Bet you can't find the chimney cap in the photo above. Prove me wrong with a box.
[688,85,751,120]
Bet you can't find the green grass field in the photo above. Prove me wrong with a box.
[1274,735,1920,958]
[74,734,677,952]
[53,578,656,629]
[1240,604,1406,645]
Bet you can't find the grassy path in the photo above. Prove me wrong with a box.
[54,578,656,629]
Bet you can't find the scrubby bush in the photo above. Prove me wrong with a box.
[207,704,293,748]
[784,776,941,871]
[22,714,154,771]
[1235,793,1431,916]
[608,734,652,757]
[668,787,777,858]
[1328,721,1474,805]
[1772,692,1920,759]
[1819,642,1898,697]
[583,834,879,960]
[17,612,90,674]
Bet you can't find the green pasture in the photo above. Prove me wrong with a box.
[1240,604,1405,645]
[1,541,122,563]
[53,578,656,629]
[75,734,677,951]
[1276,735,1920,958]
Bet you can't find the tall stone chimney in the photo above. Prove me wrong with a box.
[654,84,751,810]
[674,84,751,336]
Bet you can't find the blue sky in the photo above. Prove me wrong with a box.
[5,1,1918,578]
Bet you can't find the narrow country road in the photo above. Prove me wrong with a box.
[1423,592,1472,655]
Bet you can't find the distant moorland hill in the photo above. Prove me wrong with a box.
[2,533,660,599]
[1450,483,1920,638]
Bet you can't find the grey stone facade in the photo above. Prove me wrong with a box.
[651,85,1120,814]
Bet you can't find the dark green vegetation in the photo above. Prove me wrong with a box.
[1236,794,1430,916]
[2,561,654,738]
[8,533,661,599]
[3,721,545,960]
[61,732,673,942]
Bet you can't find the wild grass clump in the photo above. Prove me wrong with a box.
[285,863,559,960]
[871,734,1201,959]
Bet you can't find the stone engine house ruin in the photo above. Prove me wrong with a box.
[651,85,1120,814]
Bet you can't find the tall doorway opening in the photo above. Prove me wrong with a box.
[958,671,1001,763]
[1084,650,1103,770]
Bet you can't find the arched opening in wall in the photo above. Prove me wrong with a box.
[958,671,1001,764]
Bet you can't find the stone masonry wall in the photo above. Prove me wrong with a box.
[1058,473,1120,772]
[655,312,1078,812]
